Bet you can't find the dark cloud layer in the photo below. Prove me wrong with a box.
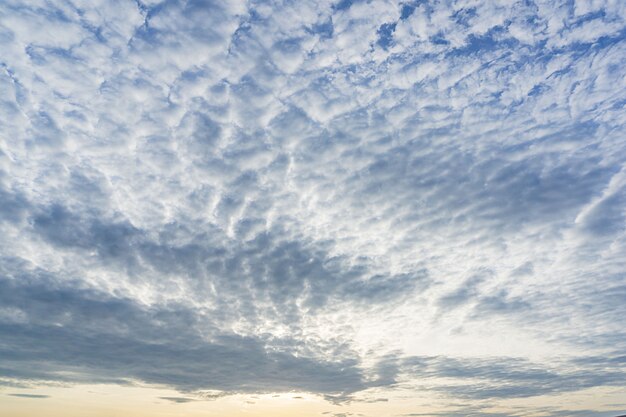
[0,269,366,395]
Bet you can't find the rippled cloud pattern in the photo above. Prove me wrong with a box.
[0,1,625,416]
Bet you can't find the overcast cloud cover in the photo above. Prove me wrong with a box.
[0,0,625,416]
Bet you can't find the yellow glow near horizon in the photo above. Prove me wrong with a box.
[2,383,626,417]
[1,385,339,417]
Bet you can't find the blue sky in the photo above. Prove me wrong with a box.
[0,1,625,416]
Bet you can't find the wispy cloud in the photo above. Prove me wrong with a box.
[7,393,50,399]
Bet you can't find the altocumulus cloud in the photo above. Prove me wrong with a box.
[0,0,625,416]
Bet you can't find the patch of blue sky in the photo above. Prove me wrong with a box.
[376,22,396,49]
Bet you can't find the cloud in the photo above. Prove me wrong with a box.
[0,0,625,416]
[370,353,626,402]
[159,396,196,403]
[7,393,50,399]
[0,268,366,395]
[402,408,626,417]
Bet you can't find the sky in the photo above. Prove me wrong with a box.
[0,0,625,416]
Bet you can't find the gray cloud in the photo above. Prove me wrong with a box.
[0,269,366,395]
[159,396,196,403]
[397,355,626,400]
[401,408,626,417]
[7,393,49,399]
